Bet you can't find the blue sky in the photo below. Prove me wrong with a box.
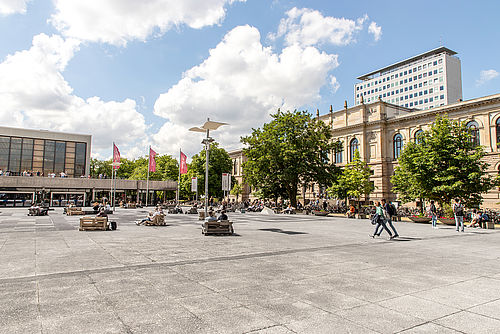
[0,0,499,159]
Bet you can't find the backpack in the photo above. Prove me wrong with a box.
[454,204,463,216]
[388,203,396,216]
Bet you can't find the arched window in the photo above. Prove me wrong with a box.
[393,134,403,159]
[415,130,423,144]
[350,138,359,162]
[466,121,480,146]
[496,118,500,148]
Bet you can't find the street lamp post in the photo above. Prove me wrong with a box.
[189,118,228,217]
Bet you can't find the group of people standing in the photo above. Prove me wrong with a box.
[370,199,399,239]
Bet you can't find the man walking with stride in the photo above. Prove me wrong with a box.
[382,199,399,238]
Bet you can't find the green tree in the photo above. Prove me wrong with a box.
[90,158,111,178]
[241,109,339,207]
[391,115,497,207]
[189,143,233,200]
[230,182,243,202]
[328,149,374,208]
[128,155,178,181]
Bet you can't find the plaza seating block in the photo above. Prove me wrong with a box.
[202,220,234,235]
[481,221,495,229]
[66,207,84,215]
[144,214,166,226]
[79,217,108,231]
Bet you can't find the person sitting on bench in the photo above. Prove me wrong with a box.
[136,208,161,225]
[217,210,228,221]
[206,211,217,222]
[97,208,108,218]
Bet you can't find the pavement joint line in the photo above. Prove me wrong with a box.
[243,324,297,334]
[1,230,497,286]
[395,317,467,334]
[0,241,385,284]
[85,272,134,334]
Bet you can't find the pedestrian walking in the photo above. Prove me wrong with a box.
[429,200,438,229]
[453,198,464,232]
[370,201,393,239]
[382,199,399,238]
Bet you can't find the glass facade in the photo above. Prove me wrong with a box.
[75,142,86,177]
[0,136,86,176]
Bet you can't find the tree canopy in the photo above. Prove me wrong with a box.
[90,155,178,181]
[241,109,339,207]
[327,149,374,205]
[391,115,497,207]
[189,142,233,200]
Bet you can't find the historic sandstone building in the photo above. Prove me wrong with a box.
[230,93,500,208]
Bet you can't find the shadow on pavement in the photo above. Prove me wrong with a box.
[259,228,308,235]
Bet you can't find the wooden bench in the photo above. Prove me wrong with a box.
[481,221,495,229]
[144,214,165,226]
[202,220,234,235]
[198,211,206,220]
[79,217,108,231]
[28,208,48,216]
[66,207,84,216]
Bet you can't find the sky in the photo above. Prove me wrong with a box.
[1,0,499,160]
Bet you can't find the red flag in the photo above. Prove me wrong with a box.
[112,143,120,170]
[180,151,187,174]
[149,147,157,172]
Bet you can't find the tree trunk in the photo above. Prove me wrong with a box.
[288,183,298,208]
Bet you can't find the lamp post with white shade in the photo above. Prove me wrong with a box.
[189,118,228,217]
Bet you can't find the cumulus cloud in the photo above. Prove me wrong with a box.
[50,0,245,45]
[476,69,499,86]
[269,7,367,47]
[153,25,339,156]
[0,34,147,155]
[368,21,382,41]
[0,0,30,15]
[330,76,340,93]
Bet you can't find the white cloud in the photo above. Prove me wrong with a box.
[368,21,382,42]
[50,0,245,46]
[269,7,367,47]
[154,25,339,156]
[476,69,499,86]
[330,76,340,94]
[0,34,147,155]
[0,0,30,15]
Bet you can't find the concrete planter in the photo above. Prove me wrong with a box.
[312,210,328,216]
[438,217,456,225]
[409,217,431,223]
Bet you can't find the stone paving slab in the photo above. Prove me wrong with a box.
[0,207,499,333]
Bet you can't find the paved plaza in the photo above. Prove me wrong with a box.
[0,208,499,333]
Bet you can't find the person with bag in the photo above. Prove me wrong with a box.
[453,198,464,232]
[370,202,393,239]
[382,199,399,238]
[429,200,438,229]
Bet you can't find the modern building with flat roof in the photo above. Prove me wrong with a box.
[354,47,462,110]
[0,126,92,177]
[0,127,178,207]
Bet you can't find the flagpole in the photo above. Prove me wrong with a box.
[146,145,150,207]
[176,149,181,205]
[113,168,116,212]
[110,142,114,209]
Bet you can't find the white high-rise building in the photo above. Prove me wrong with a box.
[354,47,462,110]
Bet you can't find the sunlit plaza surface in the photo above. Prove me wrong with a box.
[1,208,499,333]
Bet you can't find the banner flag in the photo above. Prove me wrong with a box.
[112,143,121,169]
[149,148,157,172]
[180,151,188,174]
[191,177,197,192]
